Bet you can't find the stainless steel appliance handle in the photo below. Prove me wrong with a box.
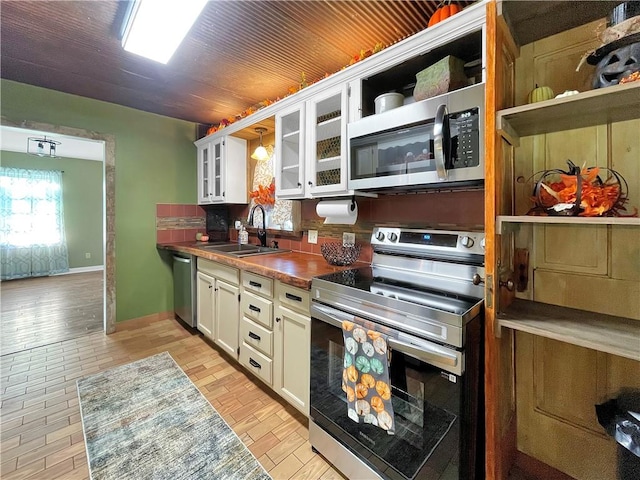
[172,255,191,263]
[387,337,457,368]
[311,302,462,375]
[433,103,448,181]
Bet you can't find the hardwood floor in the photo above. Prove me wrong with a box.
[0,279,562,480]
[0,315,345,480]
[1,272,104,356]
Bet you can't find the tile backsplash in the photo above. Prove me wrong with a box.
[156,203,206,243]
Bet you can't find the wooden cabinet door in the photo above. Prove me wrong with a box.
[516,332,640,480]
[273,305,310,415]
[196,271,215,339]
[214,279,240,358]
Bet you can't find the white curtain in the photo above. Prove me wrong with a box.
[0,167,69,280]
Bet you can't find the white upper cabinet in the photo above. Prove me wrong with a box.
[306,83,350,197]
[196,135,247,204]
[275,84,350,199]
[275,103,306,199]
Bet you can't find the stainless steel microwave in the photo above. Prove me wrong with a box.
[348,83,484,191]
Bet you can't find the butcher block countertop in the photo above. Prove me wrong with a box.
[157,242,364,290]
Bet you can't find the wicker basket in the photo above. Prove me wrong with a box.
[321,243,361,266]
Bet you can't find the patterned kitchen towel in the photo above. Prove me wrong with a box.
[342,320,395,434]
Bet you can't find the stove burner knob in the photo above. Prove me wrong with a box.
[461,236,475,248]
[375,231,386,241]
[388,232,398,242]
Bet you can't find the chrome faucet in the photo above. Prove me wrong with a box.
[248,204,267,247]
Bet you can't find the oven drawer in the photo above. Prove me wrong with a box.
[240,342,272,385]
[240,317,273,357]
[241,291,273,328]
[242,271,273,298]
[276,282,310,315]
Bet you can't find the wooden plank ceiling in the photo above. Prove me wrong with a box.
[0,0,474,129]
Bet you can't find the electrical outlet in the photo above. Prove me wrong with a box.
[308,230,318,244]
[85,252,91,259]
[343,232,355,245]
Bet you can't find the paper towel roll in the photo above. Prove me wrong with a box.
[316,199,358,225]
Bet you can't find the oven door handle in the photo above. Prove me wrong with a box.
[311,303,463,375]
[386,337,461,375]
[311,303,350,329]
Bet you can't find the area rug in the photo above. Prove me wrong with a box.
[77,351,271,480]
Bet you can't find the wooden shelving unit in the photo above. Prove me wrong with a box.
[497,82,640,145]
[497,215,640,233]
[498,299,640,361]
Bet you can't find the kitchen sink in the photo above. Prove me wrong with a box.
[198,243,289,258]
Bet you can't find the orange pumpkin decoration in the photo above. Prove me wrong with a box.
[428,1,462,27]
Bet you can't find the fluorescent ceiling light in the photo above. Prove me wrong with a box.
[122,0,207,64]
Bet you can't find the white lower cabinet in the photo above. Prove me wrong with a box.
[239,272,275,385]
[196,258,240,358]
[239,343,273,385]
[273,282,311,416]
[199,265,311,416]
[214,280,240,358]
[196,271,215,340]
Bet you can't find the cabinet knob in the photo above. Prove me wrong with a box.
[472,274,484,285]
[276,317,281,323]
[297,182,302,187]
[500,279,515,291]
[208,285,213,289]
[308,181,313,186]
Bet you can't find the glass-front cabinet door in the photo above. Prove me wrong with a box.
[306,84,349,197]
[210,138,224,202]
[197,141,213,204]
[275,103,306,199]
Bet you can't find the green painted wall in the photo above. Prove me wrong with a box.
[0,152,103,269]
[1,80,197,322]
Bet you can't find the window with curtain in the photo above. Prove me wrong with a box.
[0,167,69,280]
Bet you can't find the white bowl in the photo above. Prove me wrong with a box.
[374,92,404,114]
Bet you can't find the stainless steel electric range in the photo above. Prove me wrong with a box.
[309,226,485,480]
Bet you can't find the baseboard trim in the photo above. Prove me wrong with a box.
[115,311,175,331]
[55,266,104,275]
[513,451,575,480]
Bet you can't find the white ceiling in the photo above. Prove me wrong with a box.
[0,126,105,162]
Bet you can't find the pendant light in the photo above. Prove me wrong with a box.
[251,127,270,162]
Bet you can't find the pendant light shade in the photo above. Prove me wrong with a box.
[251,128,270,162]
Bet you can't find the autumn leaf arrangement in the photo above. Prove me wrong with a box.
[250,180,276,207]
[529,160,636,217]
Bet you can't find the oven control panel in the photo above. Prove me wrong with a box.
[371,227,485,256]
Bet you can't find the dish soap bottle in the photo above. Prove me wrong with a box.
[239,225,249,245]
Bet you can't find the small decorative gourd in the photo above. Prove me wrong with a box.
[527,84,555,103]
[428,0,462,27]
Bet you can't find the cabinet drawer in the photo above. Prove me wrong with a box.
[276,282,310,315]
[241,291,273,328]
[242,271,273,298]
[197,258,239,285]
[240,342,272,386]
[240,317,273,357]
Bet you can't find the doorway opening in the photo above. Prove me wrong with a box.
[0,119,115,354]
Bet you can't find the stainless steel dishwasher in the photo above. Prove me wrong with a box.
[172,253,196,327]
